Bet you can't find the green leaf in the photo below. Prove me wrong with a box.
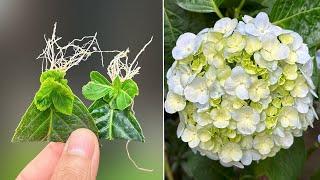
[116,90,133,111]
[253,137,306,180]
[12,96,98,143]
[270,0,320,48]
[82,81,113,101]
[51,82,74,115]
[40,69,66,83]
[122,79,139,98]
[34,79,55,111]
[176,0,224,13]
[90,71,111,85]
[113,76,122,90]
[311,168,320,180]
[186,153,235,180]
[89,99,145,142]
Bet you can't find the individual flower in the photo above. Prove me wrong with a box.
[277,107,300,128]
[253,134,274,155]
[184,77,209,104]
[219,142,243,163]
[213,18,238,37]
[181,126,200,148]
[224,66,252,100]
[210,108,231,128]
[243,12,282,41]
[164,91,186,114]
[232,106,260,135]
[172,33,201,60]
[248,79,270,102]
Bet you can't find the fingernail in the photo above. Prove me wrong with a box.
[66,128,95,158]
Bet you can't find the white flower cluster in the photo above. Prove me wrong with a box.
[165,12,318,168]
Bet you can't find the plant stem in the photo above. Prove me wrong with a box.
[165,151,174,180]
[307,142,319,159]
[211,0,224,18]
[234,0,245,18]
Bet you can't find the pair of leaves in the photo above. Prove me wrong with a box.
[82,71,138,111]
[34,70,74,115]
[12,96,98,142]
[83,71,145,142]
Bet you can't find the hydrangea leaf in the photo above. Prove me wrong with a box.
[82,81,113,101]
[40,69,66,83]
[34,79,55,111]
[115,90,133,111]
[12,96,98,143]
[176,0,224,13]
[270,0,320,48]
[35,71,75,115]
[122,79,139,98]
[89,99,145,142]
[253,137,306,180]
[51,82,74,115]
[90,71,111,85]
[186,153,236,180]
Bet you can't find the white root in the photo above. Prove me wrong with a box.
[107,36,153,81]
[126,140,154,172]
[37,22,153,81]
[37,22,121,72]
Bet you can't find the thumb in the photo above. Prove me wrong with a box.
[51,128,100,180]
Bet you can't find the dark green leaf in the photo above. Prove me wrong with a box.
[90,71,111,85]
[311,168,320,180]
[253,137,306,180]
[89,99,145,142]
[309,47,320,94]
[270,0,320,48]
[186,153,235,180]
[122,79,139,98]
[176,0,224,13]
[82,81,113,101]
[12,96,98,143]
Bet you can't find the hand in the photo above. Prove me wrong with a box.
[17,128,100,180]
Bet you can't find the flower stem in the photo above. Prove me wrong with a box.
[165,151,174,180]
[211,0,224,18]
[234,0,245,18]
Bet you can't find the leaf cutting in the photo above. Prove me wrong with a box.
[12,23,107,142]
[83,37,153,143]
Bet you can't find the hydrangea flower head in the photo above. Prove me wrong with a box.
[165,12,318,168]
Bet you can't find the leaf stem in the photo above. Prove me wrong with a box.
[234,0,245,18]
[211,0,224,18]
[165,150,174,180]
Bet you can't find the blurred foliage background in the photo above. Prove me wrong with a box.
[164,0,320,179]
[0,0,163,179]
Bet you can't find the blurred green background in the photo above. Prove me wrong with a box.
[0,0,163,179]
